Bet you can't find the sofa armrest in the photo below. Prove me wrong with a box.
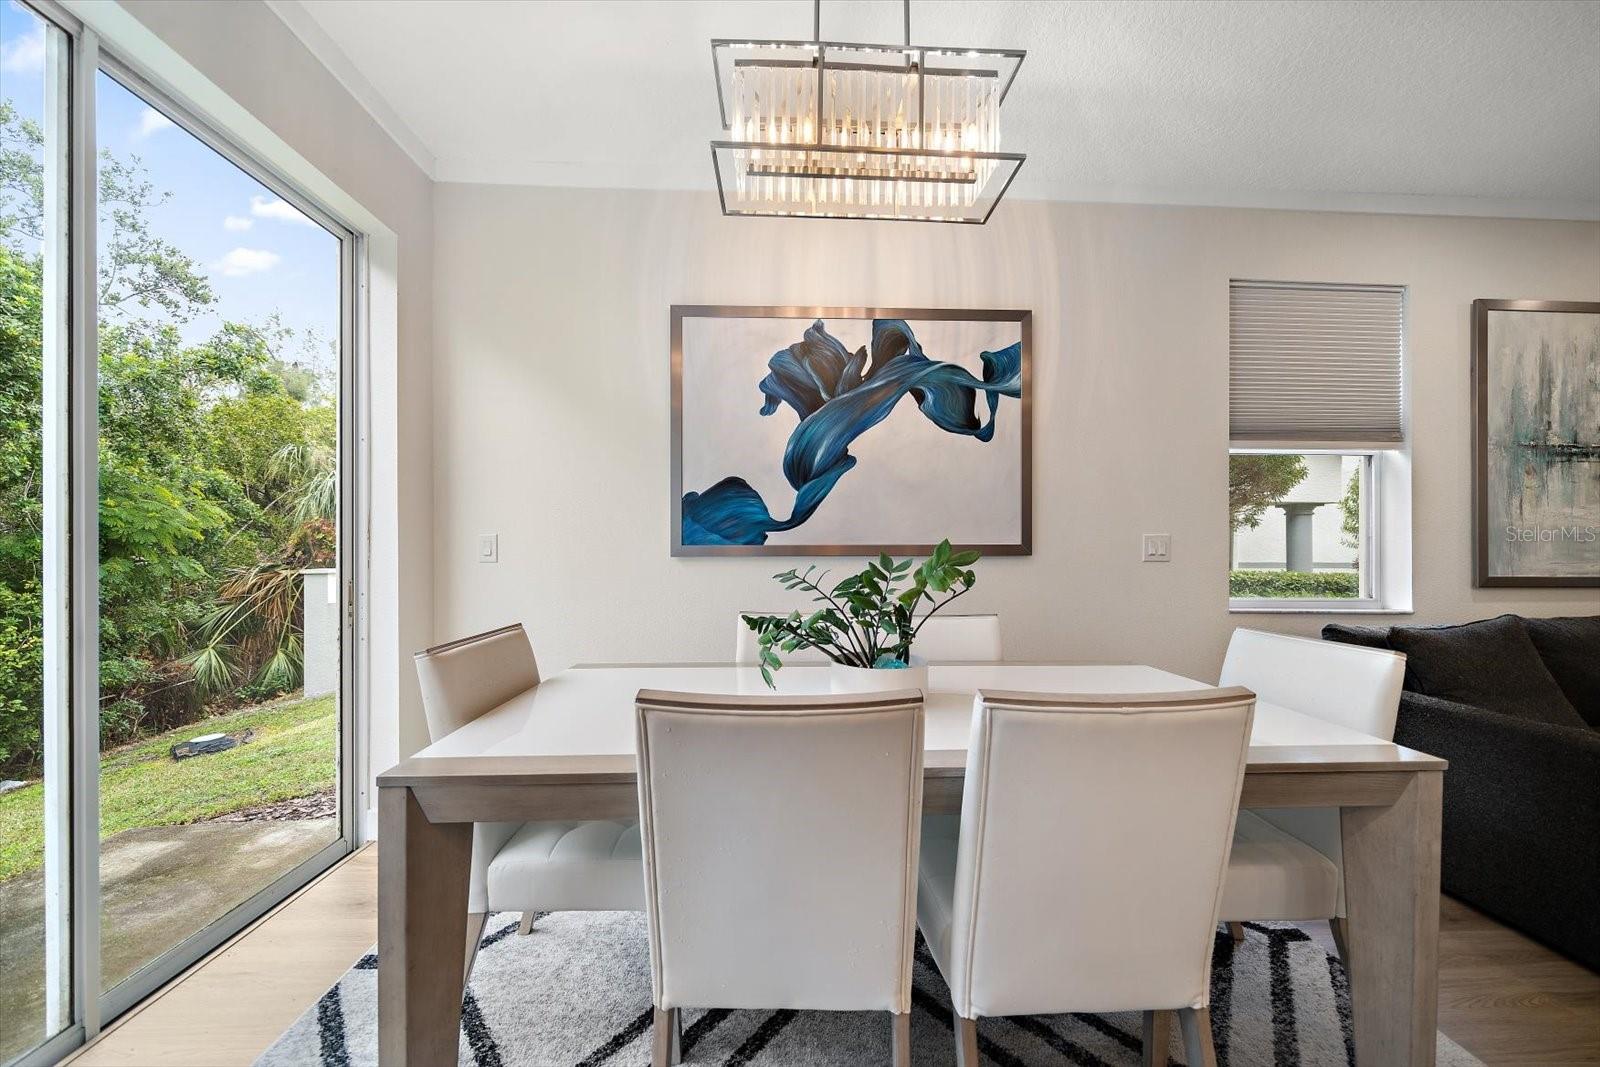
[1393,690,1600,968]
[1396,691,1600,785]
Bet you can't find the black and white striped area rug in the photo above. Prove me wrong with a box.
[254,912,1480,1067]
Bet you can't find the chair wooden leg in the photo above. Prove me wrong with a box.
[954,1013,980,1067]
[1227,921,1245,943]
[1142,1009,1174,1067]
[1178,1007,1217,1067]
[652,1006,680,1067]
[890,1011,911,1067]
[518,910,536,936]
[1329,915,1350,961]
[462,911,488,988]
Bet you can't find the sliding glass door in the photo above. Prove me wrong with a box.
[0,4,360,1061]
[0,2,71,1061]
[91,64,352,1013]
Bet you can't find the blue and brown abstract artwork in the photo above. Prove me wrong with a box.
[672,308,1031,555]
[1476,301,1600,586]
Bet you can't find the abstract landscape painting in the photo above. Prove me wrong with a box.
[1473,300,1600,586]
[672,307,1030,555]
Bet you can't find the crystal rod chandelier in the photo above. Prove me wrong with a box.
[709,0,1026,224]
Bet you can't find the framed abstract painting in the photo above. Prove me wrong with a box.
[1472,298,1600,587]
[671,305,1031,556]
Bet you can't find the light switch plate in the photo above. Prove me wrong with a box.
[477,534,499,563]
[1142,533,1171,562]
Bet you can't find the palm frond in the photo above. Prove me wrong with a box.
[188,556,306,698]
[254,642,302,692]
[182,643,238,696]
[269,441,336,523]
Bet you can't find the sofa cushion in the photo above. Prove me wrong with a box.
[1320,623,1393,651]
[1522,615,1600,730]
[1387,614,1587,729]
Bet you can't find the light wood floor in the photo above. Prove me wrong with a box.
[1435,895,1600,1065]
[65,844,1599,1066]
[66,845,377,1067]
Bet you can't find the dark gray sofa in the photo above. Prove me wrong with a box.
[1323,614,1600,972]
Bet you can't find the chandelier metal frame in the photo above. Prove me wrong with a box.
[708,0,1027,224]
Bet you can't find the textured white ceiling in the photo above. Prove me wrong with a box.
[276,0,1600,218]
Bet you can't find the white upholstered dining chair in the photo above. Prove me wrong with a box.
[734,612,1002,664]
[919,687,1256,1067]
[414,624,644,984]
[1218,628,1407,954]
[635,689,925,1067]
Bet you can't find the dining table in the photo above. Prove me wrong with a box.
[377,662,1446,1066]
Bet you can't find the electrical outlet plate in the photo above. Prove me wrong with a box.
[1142,533,1171,562]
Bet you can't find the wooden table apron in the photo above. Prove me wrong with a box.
[377,705,1444,1067]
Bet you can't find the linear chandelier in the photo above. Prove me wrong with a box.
[709,0,1026,224]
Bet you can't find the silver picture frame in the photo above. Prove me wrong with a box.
[670,305,1033,557]
[1471,298,1600,588]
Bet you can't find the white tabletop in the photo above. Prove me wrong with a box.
[415,663,1394,762]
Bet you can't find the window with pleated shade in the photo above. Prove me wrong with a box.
[1229,281,1405,447]
[1227,281,1408,610]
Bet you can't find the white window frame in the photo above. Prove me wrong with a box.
[1227,279,1413,616]
[1229,448,1384,612]
[90,54,363,1029]
[9,3,397,1061]
[1228,445,1413,614]
[54,0,406,847]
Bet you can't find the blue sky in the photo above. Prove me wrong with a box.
[2,0,339,375]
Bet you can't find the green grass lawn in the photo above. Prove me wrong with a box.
[0,692,336,882]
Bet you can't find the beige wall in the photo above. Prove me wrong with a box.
[432,186,1598,682]
[119,2,437,781]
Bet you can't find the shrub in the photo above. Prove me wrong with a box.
[0,128,338,776]
[99,698,149,747]
[0,583,43,769]
[1229,569,1359,598]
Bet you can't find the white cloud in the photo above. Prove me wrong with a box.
[249,195,313,226]
[213,247,281,277]
[137,107,175,138]
[223,215,254,231]
[0,23,45,73]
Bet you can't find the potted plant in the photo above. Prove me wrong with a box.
[742,539,981,692]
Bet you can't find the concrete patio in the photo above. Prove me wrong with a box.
[0,817,337,1062]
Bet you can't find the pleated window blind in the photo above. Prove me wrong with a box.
[1229,282,1405,445]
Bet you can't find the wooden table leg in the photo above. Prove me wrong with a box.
[379,785,472,1066]
[1341,770,1443,1066]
